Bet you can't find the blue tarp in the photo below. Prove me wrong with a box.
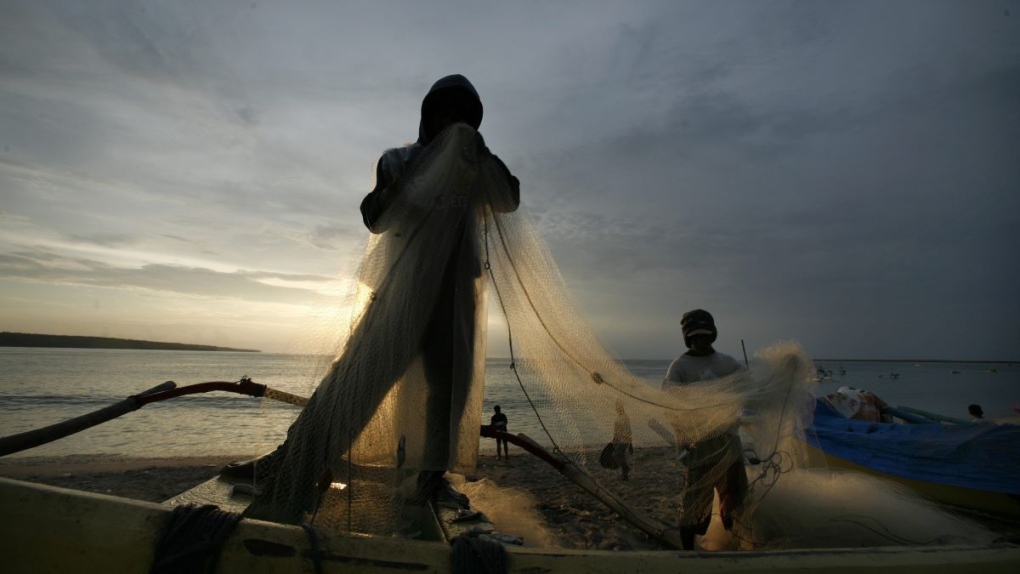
[804,400,1020,495]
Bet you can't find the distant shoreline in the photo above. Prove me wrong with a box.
[0,332,260,353]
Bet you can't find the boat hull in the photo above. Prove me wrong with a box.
[2,477,1019,574]
[803,398,1020,519]
[803,442,1020,518]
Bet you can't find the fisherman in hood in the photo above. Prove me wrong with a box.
[359,73,520,496]
[232,74,520,523]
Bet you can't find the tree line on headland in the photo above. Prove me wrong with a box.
[0,332,260,353]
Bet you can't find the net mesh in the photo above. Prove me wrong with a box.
[242,123,995,549]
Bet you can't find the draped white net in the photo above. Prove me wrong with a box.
[243,123,994,550]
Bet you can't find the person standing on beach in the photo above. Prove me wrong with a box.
[662,309,748,550]
[490,405,509,459]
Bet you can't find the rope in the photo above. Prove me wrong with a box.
[485,209,724,413]
[300,522,325,574]
[482,214,567,462]
[149,504,242,574]
[451,535,509,574]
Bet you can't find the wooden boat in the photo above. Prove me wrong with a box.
[803,398,1020,518]
[3,475,1019,574]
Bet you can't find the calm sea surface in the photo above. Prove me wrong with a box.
[0,348,1016,459]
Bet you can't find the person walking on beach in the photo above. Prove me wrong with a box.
[490,405,509,459]
[662,309,749,550]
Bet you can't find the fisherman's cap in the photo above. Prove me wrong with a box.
[681,309,717,346]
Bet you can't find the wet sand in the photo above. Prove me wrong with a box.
[0,454,236,504]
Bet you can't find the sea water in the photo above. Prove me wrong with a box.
[0,348,1016,459]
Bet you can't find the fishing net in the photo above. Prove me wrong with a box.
[245,123,503,524]
[242,123,994,550]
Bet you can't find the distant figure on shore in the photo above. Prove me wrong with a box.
[968,404,984,420]
[612,398,633,480]
[662,309,749,550]
[966,404,995,424]
[491,405,509,459]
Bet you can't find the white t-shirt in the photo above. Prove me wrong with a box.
[663,351,743,386]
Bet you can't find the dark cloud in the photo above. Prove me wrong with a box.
[1,0,1018,358]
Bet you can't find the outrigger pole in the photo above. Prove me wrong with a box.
[0,377,308,457]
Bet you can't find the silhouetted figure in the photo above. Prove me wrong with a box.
[612,398,633,480]
[968,404,984,421]
[662,309,748,550]
[491,405,509,459]
[226,75,520,523]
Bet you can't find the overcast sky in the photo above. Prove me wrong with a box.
[1,0,1017,360]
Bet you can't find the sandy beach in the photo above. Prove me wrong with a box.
[0,454,238,505]
[0,448,683,551]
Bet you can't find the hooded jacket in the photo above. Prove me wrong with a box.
[360,74,519,231]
